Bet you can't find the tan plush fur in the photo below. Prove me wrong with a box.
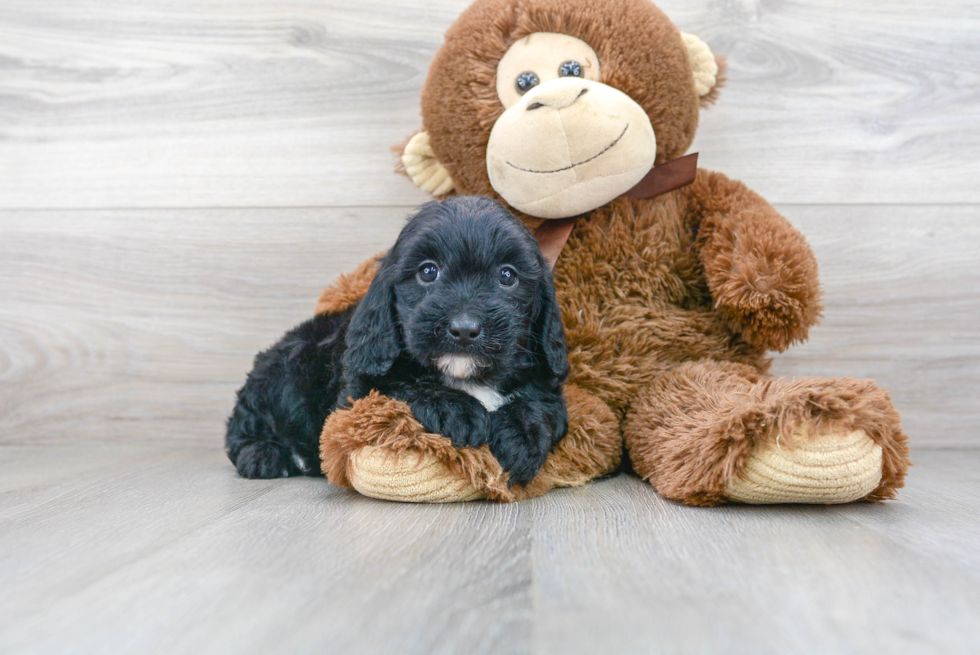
[318,0,910,504]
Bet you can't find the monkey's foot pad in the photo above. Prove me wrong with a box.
[348,446,485,503]
[725,428,884,504]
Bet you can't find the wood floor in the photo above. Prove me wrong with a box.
[0,447,978,655]
[2,0,979,653]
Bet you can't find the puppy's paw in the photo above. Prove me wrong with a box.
[489,401,567,486]
[232,442,300,479]
[410,397,491,449]
[487,415,545,486]
[490,443,543,486]
[441,408,493,448]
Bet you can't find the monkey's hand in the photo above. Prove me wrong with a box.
[690,170,823,352]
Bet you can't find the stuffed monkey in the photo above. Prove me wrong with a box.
[317,0,910,505]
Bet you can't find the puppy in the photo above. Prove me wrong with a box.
[226,196,569,485]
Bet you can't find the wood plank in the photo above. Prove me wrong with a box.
[0,447,533,655]
[0,0,977,208]
[2,445,979,654]
[530,467,980,655]
[0,207,406,445]
[827,449,980,573]
[1,204,977,447]
[0,447,284,629]
[769,204,980,446]
[0,444,180,496]
[682,0,980,205]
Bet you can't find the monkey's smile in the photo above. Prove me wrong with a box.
[506,124,630,174]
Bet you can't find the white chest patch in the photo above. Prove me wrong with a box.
[443,377,510,412]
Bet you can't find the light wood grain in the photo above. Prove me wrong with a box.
[0,0,977,209]
[1,205,976,447]
[529,449,980,655]
[1,2,977,653]
[0,446,533,655]
[826,450,980,574]
[0,208,406,445]
[0,447,285,628]
[0,446,978,654]
[769,204,980,446]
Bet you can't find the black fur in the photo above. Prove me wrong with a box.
[225,308,353,478]
[226,196,569,485]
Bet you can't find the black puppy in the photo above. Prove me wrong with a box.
[226,196,569,485]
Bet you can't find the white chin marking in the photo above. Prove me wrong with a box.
[435,355,479,380]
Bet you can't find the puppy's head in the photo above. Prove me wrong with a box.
[344,196,568,386]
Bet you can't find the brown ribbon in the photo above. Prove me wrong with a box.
[625,152,699,199]
[533,152,700,267]
[534,217,578,269]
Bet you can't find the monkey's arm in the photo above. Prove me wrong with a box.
[688,169,823,352]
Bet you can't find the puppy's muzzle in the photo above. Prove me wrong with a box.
[449,315,482,347]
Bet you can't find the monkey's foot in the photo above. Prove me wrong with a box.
[724,427,884,504]
[626,369,911,506]
[320,391,514,503]
[320,386,621,503]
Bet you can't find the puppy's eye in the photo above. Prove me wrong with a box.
[417,262,440,284]
[559,60,583,78]
[516,71,539,94]
[498,266,518,287]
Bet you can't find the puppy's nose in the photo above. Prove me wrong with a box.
[449,316,482,346]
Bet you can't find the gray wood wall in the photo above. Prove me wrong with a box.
[1,0,977,448]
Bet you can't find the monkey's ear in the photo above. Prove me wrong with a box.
[342,259,401,384]
[397,131,456,196]
[681,32,726,107]
[535,271,570,381]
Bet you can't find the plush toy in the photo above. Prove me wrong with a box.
[317,0,911,505]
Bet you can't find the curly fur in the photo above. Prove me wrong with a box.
[225,308,354,478]
[339,196,570,485]
[228,196,571,486]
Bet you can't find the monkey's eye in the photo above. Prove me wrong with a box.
[559,60,583,78]
[515,71,540,95]
[417,262,440,284]
[498,266,518,287]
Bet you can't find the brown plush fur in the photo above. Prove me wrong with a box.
[314,253,381,316]
[321,384,621,501]
[319,0,910,504]
[624,360,909,506]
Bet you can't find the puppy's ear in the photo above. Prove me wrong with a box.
[535,271,569,381]
[343,257,400,381]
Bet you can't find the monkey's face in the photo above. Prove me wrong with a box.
[486,33,657,219]
[407,0,724,222]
